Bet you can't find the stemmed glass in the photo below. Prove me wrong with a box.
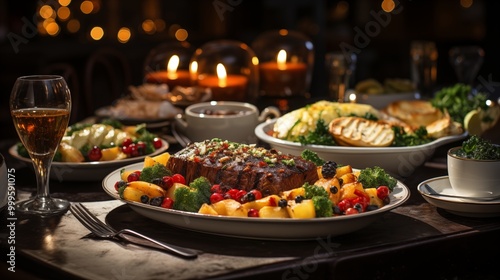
[449,45,484,86]
[10,75,71,216]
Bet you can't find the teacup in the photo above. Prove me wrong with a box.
[175,101,280,144]
[447,146,500,198]
[0,154,7,211]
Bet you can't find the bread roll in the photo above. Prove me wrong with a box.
[383,100,443,129]
[329,117,394,147]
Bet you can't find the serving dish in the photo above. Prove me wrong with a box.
[255,119,467,178]
[355,92,417,109]
[102,162,410,240]
[417,176,500,217]
[9,139,169,182]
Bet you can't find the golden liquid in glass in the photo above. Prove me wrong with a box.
[12,108,69,156]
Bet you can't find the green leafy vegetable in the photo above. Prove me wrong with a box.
[301,149,325,166]
[311,196,333,217]
[358,166,397,191]
[457,135,500,160]
[173,176,212,212]
[431,83,488,125]
[303,182,329,199]
[391,126,433,147]
[139,163,172,183]
[297,119,336,146]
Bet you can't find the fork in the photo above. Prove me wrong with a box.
[70,203,198,258]
[171,121,192,147]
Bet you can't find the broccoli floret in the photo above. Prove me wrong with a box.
[173,176,212,212]
[312,196,333,217]
[358,166,397,191]
[301,149,325,166]
[303,182,329,199]
[139,163,171,183]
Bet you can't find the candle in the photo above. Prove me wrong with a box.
[144,55,192,88]
[197,63,248,101]
[259,49,307,97]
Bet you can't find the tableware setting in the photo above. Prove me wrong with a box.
[102,161,410,240]
[417,176,500,217]
[255,118,467,178]
[417,135,500,217]
[175,101,280,144]
[8,139,169,182]
[350,78,418,109]
[9,75,72,215]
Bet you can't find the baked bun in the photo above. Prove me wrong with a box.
[329,117,394,147]
[383,100,443,128]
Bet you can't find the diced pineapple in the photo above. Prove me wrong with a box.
[336,165,353,178]
[59,142,85,162]
[210,199,244,216]
[259,206,290,218]
[122,187,146,202]
[198,204,219,215]
[364,188,384,208]
[152,152,170,166]
[281,187,305,201]
[314,177,341,205]
[287,200,315,219]
[165,182,189,199]
[242,195,281,211]
[143,156,156,168]
[100,147,126,161]
[340,182,364,200]
[338,173,357,185]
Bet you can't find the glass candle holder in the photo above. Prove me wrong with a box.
[190,40,259,102]
[143,41,195,89]
[252,29,314,98]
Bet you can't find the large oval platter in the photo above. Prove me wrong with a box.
[102,162,410,240]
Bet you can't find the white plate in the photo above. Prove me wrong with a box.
[95,106,174,129]
[255,119,467,178]
[417,176,500,217]
[102,162,410,240]
[9,139,169,182]
[356,92,417,109]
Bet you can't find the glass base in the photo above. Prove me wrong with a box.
[16,197,70,216]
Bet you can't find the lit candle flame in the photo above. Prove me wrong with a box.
[167,55,180,79]
[277,49,287,70]
[190,60,198,80]
[216,63,227,87]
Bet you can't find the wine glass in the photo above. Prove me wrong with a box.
[449,45,484,86]
[10,75,71,216]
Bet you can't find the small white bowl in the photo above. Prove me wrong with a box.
[447,146,500,198]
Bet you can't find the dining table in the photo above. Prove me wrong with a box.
[1,115,500,280]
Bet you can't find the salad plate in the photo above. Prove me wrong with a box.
[102,162,410,240]
[9,139,169,182]
[417,176,500,217]
[255,119,467,178]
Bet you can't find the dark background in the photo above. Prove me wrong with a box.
[1,0,499,138]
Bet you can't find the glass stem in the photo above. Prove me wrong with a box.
[31,154,54,199]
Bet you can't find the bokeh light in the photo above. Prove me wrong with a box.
[67,19,80,33]
[81,0,94,14]
[90,26,104,40]
[117,27,131,43]
[39,5,55,19]
[57,7,71,21]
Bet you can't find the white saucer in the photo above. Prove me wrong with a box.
[417,176,500,217]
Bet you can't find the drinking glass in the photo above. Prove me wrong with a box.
[10,75,71,216]
[449,45,484,86]
[410,40,438,98]
[325,52,357,102]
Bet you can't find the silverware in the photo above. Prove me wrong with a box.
[422,184,500,201]
[70,203,198,258]
[171,121,192,147]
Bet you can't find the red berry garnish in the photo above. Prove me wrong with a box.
[136,141,146,155]
[161,197,174,209]
[210,184,222,193]
[247,209,259,217]
[171,174,186,185]
[88,146,102,161]
[250,189,262,200]
[377,186,390,200]
[235,190,247,203]
[162,176,174,189]
[152,137,163,149]
[127,171,141,182]
[210,192,224,204]
[122,138,133,147]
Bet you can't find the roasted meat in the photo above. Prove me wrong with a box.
[166,139,319,196]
